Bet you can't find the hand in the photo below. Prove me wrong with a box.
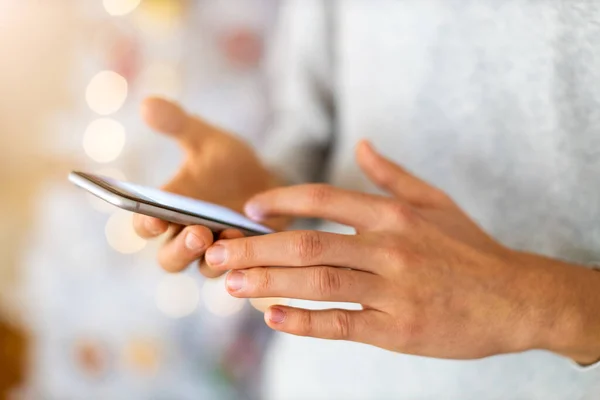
[132,97,280,277]
[203,141,600,362]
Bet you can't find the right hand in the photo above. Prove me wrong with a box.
[133,97,280,277]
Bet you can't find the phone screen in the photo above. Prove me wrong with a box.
[76,172,273,234]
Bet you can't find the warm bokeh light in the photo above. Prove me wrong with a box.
[202,276,246,317]
[73,338,110,378]
[123,338,160,376]
[103,0,142,17]
[82,118,126,163]
[105,209,146,254]
[249,297,289,313]
[134,0,183,36]
[85,70,128,115]
[155,274,200,318]
[139,63,181,98]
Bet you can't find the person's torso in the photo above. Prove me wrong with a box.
[264,1,600,399]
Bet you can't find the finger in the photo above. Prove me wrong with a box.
[133,214,169,239]
[264,306,387,344]
[205,230,378,273]
[219,228,245,240]
[244,184,393,230]
[198,229,244,278]
[157,225,214,272]
[166,224,184,241]
[140,97,219,151]
[225,266,383,305]
[355,140,450,208]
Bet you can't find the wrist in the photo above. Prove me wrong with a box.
[512,251,600,364]
[553,264,600,365]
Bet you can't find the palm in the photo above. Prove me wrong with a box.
[169,129,272,212]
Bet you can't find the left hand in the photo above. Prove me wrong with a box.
[204,141,599,362]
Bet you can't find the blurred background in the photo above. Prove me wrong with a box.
[0,0,280,398]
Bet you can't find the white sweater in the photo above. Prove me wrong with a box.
[258,1,600,399]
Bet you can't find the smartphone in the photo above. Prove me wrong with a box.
[68,171,273,237]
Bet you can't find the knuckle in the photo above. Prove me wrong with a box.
[332,310,352,340]
[294,231,324,262]
[379,240,408,265]
[386,202,417,227]
[239,240,255,262]
[306,184,333,206]
[254,268,273,292]
[378,240,422,272]
[295,310,313,337]
[311,268,342,297]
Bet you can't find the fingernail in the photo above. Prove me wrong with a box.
[267,307,286,324]
[226,271,245,291]
[244,202,265,221]
[206,245,226,266]
[185,232,204,252]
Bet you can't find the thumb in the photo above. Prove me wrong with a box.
[140,96,218,151]
[355,140,449,208]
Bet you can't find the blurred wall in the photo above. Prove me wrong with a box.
[0,2,78,314]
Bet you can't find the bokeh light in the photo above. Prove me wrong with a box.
[202,276,246,317]
[82,118,126,163]
[73,338,110,378]
[103,0,142,17]
[123,338,160,376]
[134,0,183,36]
[249,297,289,313]
[85,70,128,115]
[155,274,200,318]
[105,209,146,254]
[139,63,181,98]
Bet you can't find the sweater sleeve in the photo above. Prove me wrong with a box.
[257,0,336,185]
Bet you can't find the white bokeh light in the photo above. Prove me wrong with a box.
[103,0,141,16]
[82,118,126,163]
[105,209,146,254]
[202,276,246,317]
[155,274,200,318]
[86,70,128,115]
[249,297,289,313]
[139,63,181,98]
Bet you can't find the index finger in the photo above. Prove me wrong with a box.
[244,184,393,230]
[141,97,220,152]
[205,230,379,273]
